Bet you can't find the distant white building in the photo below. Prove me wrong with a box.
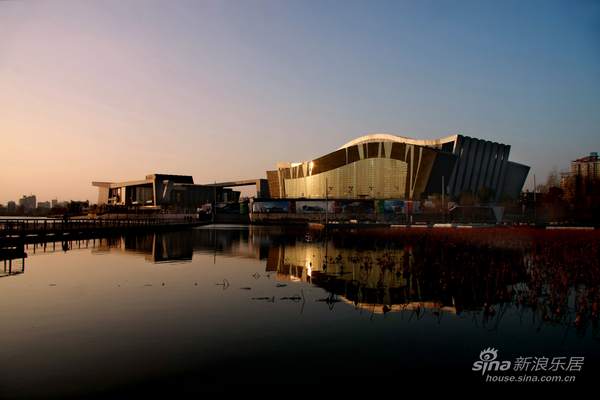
[19,195,36,211]
[571,152,600,180]
[38,201,51,209]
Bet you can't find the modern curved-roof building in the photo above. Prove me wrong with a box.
[266,133,529,202]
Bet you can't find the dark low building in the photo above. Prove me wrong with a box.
[93,174,239,212]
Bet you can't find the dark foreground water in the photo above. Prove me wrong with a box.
[1,225,599,396]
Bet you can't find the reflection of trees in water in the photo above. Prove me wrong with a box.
[517,233,600,337]
[304,229,600,336]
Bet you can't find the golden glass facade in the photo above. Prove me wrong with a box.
[284,158,408,199]
[267,133,530,201]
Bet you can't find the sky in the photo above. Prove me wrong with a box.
[1,0,599,203]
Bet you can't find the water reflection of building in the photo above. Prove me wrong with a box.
[268,241,460,314]
[266,241,459,314]
[86,228,524,314]
[90,227,284,263]
[266,238,525,315]
[92,232,193,263]
[12,228,597,334]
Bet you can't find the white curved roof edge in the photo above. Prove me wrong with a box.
[338,133,460,150]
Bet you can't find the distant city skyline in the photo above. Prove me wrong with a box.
[1,0,599,204]
[0,194,72,209]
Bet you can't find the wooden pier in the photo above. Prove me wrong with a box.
[0,217,207,250]
[1,244,26,277]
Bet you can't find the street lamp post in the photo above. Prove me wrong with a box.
[442,175,445,223]
[533,174,537,224]
[213,181,216,224]
[325,178,328,226]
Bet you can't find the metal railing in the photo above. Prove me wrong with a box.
[0,217,199,237]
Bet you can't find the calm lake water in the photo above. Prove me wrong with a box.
[1,225,599,396]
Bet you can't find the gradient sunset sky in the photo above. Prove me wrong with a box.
[1,0,599,203]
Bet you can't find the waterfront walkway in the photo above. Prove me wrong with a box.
[0,217,206,245]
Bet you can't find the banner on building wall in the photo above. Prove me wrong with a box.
[296,200,335,213]
[382,200,405,214]
[377,200,422,214]
[332,200,375,214]
[403,201,421,214]
[252,201,291,213]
